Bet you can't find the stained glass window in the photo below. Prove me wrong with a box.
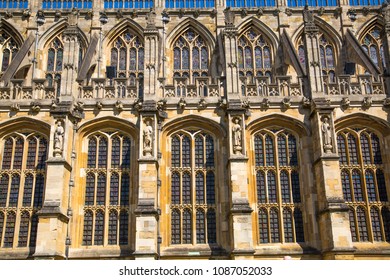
[338,129,390,242]
[172,29,209,84]
[0,32,19,73]
[238,28,273,83]
[361,26,386,73]
[18,212,30,247]
[3,212,16,248]
[170,131,217,245]
[83,132,132,246]
[46,37,63,95]
[254,130,303,243]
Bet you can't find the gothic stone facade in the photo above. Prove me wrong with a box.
[0,0,390,260]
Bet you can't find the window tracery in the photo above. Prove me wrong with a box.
[337,128,390,242]
[170,131,217,245]
[360,26,386,74]
[0,132,47,248]
[82,131,132,247]
[254,129,304,244]
[46,37,63,98]
[172,29,209,84]
[238,28,273,84]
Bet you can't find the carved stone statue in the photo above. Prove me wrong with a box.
[54,120,64,157]
[232,117,242,155]
[321,116,332,153]
[143,119,153,156]
[224,7,235,26]
[303,6,314,24]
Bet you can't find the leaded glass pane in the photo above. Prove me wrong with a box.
[360,134,371,164]
[47,48,55,72]
[205,135,214,168]
[183,209,192,244]
[256,171,266,203]
[371,133,382,164]
[108,211,118,245]
[94,210,104,245]
[13,138,23,170]
[370,207,383,241]
[182,172,191,204]
[98,137,108,168]
[171,172,180,204]
[264,47,271,68]
[337,135,348,165]
[196,172,204,204]
[85,173,95,206]
[120,173,130,206]
[196,209,205,244]
[111,137,120,168]
[206,171,215,205]
[244,46,252,68]
[171,209,181,244]
[111,48,118,67]
[83,211,93,245]
[288,135,298,166]
[172,136,180,167]
[29,214,38,247]
[341,170,352,202]
[278,136,287,166]
[192,48,199,69]
[56,49,63,71]
[174,48,180,70]
[119,47,126,70]
[265,135,274,166]
[352,170,364,202]
[270,208,280,243]
[2,138,13,169]
[294,208,305,242]
[3,212,15,248]
[195,136,204,168]
[96,174,106,206]
[201,47,208,69]
[119,211,129,245]
[17,212,29,247]
[320,47,325,67]
[291,171,301,203]
[182,136,191,167]
[348,134,358,165]
[87,138,97,168]
[267,171,277,203]
[9,175,20,207]
[33,174,44,208]
[326,46,334,68]
[283,208,293,243]
[122,137,131,169]
[376,170,388,202]
[0,175,9,207]
[0,212,5,245]
[238,48,244,69]
[182,48,189,70]
[138,48,144,71]
[110,173,119,205]
[254,135,264,166]
[365,170,376,201]
[259,208,268,243]
[22,174,33,207]
[281,171,290,203]
[298,46,305,67]
[370,46,379,67]
[26,138,37,169]
[357,207,368,241]
[37,138,47,170]
[349,209,357,242]
[1,49,10,72]
[382,207,390,242]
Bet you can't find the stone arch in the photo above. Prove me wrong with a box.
[335,113,390,137]
[0,18,24,47]
[356,15,384,41]
[247,113,310,137]
[166,18,216,51]
[103,18,145,49]
[0,117,50,139]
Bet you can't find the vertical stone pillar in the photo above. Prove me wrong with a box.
[61,17,81,102]
[382,7,390,96]
[310,99,355,260]
[143,10,159,99]
[134,101,159,259]
[227,103,254,259]
[302,7,324,97]
[34,107,74,259]
[223,9,240,98]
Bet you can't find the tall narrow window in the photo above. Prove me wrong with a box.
[82,132,132,246]
[0,133,48,248]
[172,29,209,85]
[361,26,385,73]
[319,34,336,82]
[338,128,390,242]
[238,28,273,83]
[170,131,216,245]
[254,129,304,244]
[46,37,63,97]
[0,32,19,73]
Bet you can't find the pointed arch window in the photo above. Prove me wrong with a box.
[0,133,48,248]
[82,132,132,246]
[0,31,19,73]
[338,128,390,242]
[110,30,144,98]
[46,37,63,98]
[170,131,217,245]
[254,129,304,244]
[360,26,386,73]
[172,29,209,84]
[238,28,273,84]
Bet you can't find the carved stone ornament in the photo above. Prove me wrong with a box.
[321,115,333,154]
[232,117,242,155]
[115,100,123,112]
[362,96,372,108]
[341,97,350,109]
[261,98,270,109]
[303,6,314,24]
[224,7,235,26]
[53,119,65,157]
[146,9,156,28]
[178,97,186,109]
[143,118,154,157]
